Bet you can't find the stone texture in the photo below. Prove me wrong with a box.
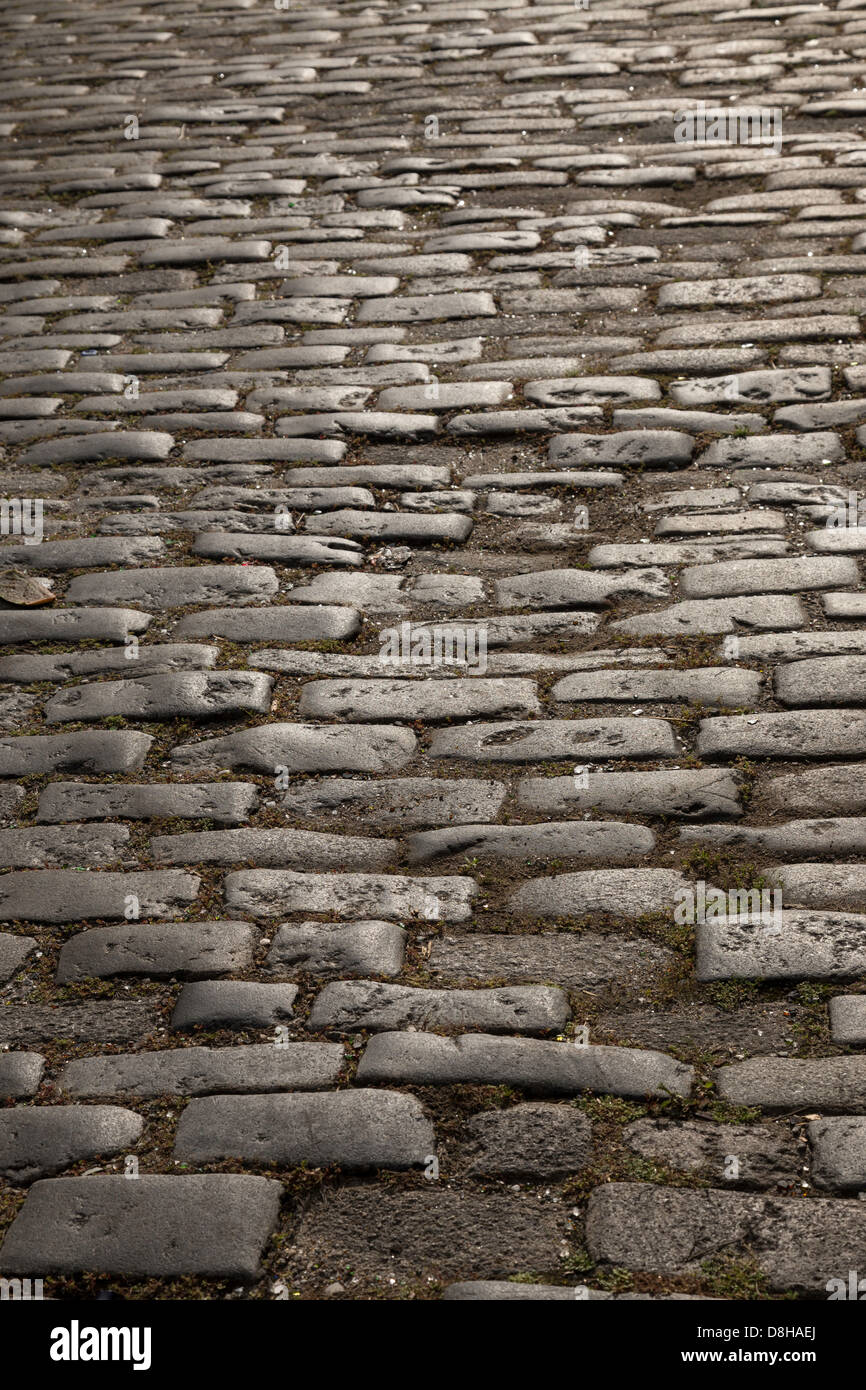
[308,982,568,1035]
[59,1043,343,1098]
[357,1033,693,1098]
[174,1090,433,1169]
[0,1106,143,1184]
[56,922,255,981]
[0,1176,282,1278]
[586,1183,866,1293]
[623,1118,799,1189]
[266,920,406,978]
[226,871,476,922]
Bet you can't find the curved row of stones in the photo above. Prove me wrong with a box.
[4,0,866,1301]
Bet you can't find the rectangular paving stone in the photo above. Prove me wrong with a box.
[0,1175,282,1278]
[151,827,397,870]
[171,723,416,774]
[722,631,866,662]
[37,781,257,824]
[679,555,859,599]
[696,910,866,982]
[586,1182,866,1293]
[0,1054,45,1099]
[292,1187,566,1283]
[0,608,151,644]
[46,672,273,723]
[699,432,844,470]
[809,1117,866,1191]
[174,1090,433,1169]
[66,565,278,607]
[610,595,807,636]
[830,995,866,1047]
[298,678,539,722]
[0,537,165,571]
[304,509,472,544]
[287,777,506,828]
[0,871,199,925]
[225,871,476,922]
[807,527,866,556]
[428,719,679,763]
[550,668,761,708]
[267,920,406,978]
[56,921,255,981]
[170,982,298,1031]
[0,1002,158,1047]
[550,430,693,469]
[683,807,866,852]
[763,864,866,913]
[516,769,742,820]
[0,731,153,776]
[357,1032,693,1098]
[16,431,174,468]
[0,643,219,685]
[698,710,866,759]
[406,821,654,865]
[308,982,569,1035]
[0,932,36,983]
[0,824,129,869]
[718,1056,866,1113]
[623,1115,799,1189]
[0,1105,143,1184]
[822,592,866,620]
[58,1042,343,1098]
[509,868,689,921]
[357,292,496,321]
[494,567,668,609]
[766,764,866,815]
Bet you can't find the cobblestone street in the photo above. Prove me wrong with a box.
[2,0,866,1306]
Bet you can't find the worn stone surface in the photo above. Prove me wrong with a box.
[696,910,866,983]
[429,720,679,763]
[290,1188,566,1285]
[357,1033,693,1098]
[175,1090,433,1169]
[171,982,298,1031]
[266,920,406,978]
[59,1043,343,1098]
[0,1106,143,1184]
[56,922,255,981]
[308,981,568,1035]
[226,871,476,922]
[430,932,671,991]
[5,0,866,1303]
[586,1183,866,1293]
[171,723,416,774]
[288,777,506,828]
[0,1053,45,1099]
[623,1119,799,1190]
[0,871,199,924]
[717,1057,866,1113]
[0,1176,282,1278]
[462,1102,592,1179]
[517,770,741,820]
[406,821,654,865]
[809,1118,866,1191]
[37,781,258,824]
